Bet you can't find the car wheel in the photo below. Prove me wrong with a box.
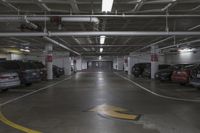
[180,83,186,86]
[25,83,32,86]
[134,74,139,78]
[1,89,8,92]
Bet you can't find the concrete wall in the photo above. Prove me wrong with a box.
[112,57,124,70]
[0,53,9,60]
[164,51,200,64]
[82,59,87,70]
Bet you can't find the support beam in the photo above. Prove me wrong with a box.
[70,45,142,47]
[0,0,19,11]
[0,15,199,18]
[0,31,200,37]
[44,37,80,55]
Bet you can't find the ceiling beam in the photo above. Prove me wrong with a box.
[1,31,200,37]
[0,0,19,11]
[70,45,142,47]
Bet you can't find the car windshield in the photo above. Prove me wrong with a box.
[0,61,20,70]
[23,62,37,69]
[159,65,170,70]
[34,62,44,69]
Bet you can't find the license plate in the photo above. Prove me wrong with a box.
[197,74,200,78]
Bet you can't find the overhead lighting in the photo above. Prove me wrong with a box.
[20,48,30,53]
[178,48,195,53]
[102,0,114,12]
[100,48,103,53]
[99,56,102,60]
[100,35,106,44]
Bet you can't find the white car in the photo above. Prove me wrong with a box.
[0,67,20,91]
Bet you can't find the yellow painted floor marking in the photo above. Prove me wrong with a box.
[90,104,139,120]
[0,112,42,133]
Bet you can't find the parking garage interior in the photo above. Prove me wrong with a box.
[0,0,200,133]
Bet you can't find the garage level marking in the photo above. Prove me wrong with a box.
[114,73,200,103]
[0,76,72,107]
[0,112,41,133]
[89,104,140,120]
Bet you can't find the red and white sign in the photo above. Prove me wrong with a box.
[151,53,158,62]
[46,55,53,62]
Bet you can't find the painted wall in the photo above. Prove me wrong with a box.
[81,59,87,70]
[112,57,124,70]
[164,51,200,64]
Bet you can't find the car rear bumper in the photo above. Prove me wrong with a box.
[0,81,20,89]
[190,79,200,87]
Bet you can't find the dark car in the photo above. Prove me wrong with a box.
[155,64,183,81]
[190,64,200,88]
[30,61,47,80]
[53,65,64,78]
[171,64,194,85]
[143,64,171,78]
[131,63,150,77]
[0,61,41,86]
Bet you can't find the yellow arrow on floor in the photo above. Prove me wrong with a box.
[89,104,139,120]
[0,111,42,133]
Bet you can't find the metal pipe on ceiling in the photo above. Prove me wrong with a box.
[70,45,142,47]
[159,39,200,50]
[50,31,200,36]
[43,37,80,55]
[0,16,99,24]
[0,31,200,37]
[0,14,199,18]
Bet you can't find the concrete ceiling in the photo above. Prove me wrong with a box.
[0,0,200,56]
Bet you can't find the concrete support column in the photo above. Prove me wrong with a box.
[64,57,71,76]
[45,44,53,80]
[128,56,133,75]
[151,45,159,79]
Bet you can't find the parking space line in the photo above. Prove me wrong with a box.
[0,76,72,107]
[114,73,200,103]
[0,112,41,133]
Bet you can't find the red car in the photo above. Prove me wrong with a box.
[171,64,194,85]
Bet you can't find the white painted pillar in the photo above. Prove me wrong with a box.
[151,45,159,79]
[128,56,133,75]
[64,57,71,76]
[45,44,53,80]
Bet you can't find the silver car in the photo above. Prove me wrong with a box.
[0,67,20,91]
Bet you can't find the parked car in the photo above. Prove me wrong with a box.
[30,61,47,80]
[143,64,171,78]
[155,64,183,81]
[0,67,20,91]
[131,63,150,77]
[190,64,200,88]
[171,64,195,85]
[0,61,41,86]
[53,65,64,78]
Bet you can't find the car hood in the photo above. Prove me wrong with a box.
[157,69,172,74]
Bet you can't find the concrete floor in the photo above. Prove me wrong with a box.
[0,72,200,133]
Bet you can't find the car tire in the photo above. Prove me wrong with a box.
[180,83,186,86]
[25,83,32,86]
[1,89,8,92]
[134,75,139,78]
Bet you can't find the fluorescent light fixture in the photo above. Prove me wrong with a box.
[178,48,195,53]
[102,0,114,12]
[99,56,102,60]
[100,48,103,53]
[100,36,106,44]
[20,48,30,52]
